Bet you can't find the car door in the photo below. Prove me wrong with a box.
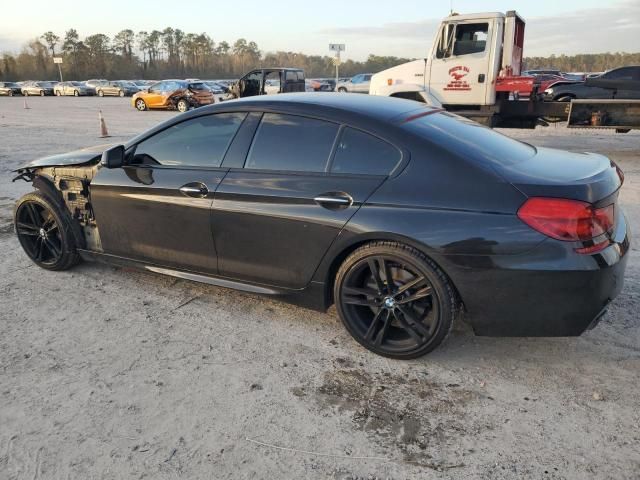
[90,112,248,273]
[145,82,165,107]
[429,20,491,105]
[211,113,397,289]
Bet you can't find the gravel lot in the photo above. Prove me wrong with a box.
[0,97,639,480]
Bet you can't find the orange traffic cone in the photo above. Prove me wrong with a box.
[99,110,110,138]
[23,98,30,109]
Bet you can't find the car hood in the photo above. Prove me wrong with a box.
[16,143,114,170]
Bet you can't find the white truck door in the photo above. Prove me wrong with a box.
[428,20,493,105]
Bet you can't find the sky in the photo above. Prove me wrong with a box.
[0,0,638,60]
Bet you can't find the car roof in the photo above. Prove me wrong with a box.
[213,93,435,123]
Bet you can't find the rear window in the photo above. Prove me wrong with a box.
[403,112,536,167]
[331,127,401,176]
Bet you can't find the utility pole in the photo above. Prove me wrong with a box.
[53,57,63,82]
[329,43,345,86]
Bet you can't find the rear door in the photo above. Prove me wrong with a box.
[211,113,401,289]
[90,112,247,273]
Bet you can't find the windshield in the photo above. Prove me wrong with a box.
[403,111,536,167]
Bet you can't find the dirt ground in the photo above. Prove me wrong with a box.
[0,97,639,480]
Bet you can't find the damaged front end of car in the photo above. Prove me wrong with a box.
[12,145,111,252]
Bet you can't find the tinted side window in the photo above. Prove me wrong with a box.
[245,113,339,172]
[132,113,246,167]
[331,127,401,176]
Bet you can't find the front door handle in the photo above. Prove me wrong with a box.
[179,182,209,198]
[314,192,353,210]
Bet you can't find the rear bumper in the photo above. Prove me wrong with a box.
[445,214,631,337]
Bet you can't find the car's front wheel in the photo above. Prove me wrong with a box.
[39,90,45,96]
[135,98,147,111]
[118,90,125,97]
[14,191,80,271]
[74,90,79,97]
[98,90,104,97]
[334,242,457,359]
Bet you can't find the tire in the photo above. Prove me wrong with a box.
[334,241,457,359]
[14,191,80,271]
[338,87,347,93]
[135,98,147,111]
[55,90,61,96]
[23,90,29,97]
[176,98,189,113]
[74,90,79,97]
[98,90,104,97]
[40,90,45,96]
[8,90,13,97]
[118,90,125,97]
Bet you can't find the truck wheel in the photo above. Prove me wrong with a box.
[177,99,189,113]
[14,191,81,271]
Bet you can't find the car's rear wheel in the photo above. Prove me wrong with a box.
[334,242,457,359]
[8,90,13,96]
[177,98,189,112]
[135,98,147,111]
[14,191,80,271]
[39,90,45,96]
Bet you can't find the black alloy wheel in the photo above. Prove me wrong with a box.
[14,192,80,270]
[335,242,456,359]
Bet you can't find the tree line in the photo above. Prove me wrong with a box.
[0,28,413,81]
[523,52,640,73]
[1,28,638,81]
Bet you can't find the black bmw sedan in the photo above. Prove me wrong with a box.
[13,94,629,359]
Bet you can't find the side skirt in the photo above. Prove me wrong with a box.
[77,249,328,311]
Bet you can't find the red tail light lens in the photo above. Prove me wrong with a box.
[517,198,615,242]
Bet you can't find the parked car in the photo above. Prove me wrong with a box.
[84,79,108,95]
[335,73,373,93]
[228,68,305,98]
[96,81,139,97]
[12,94,629,359]
[0,82,22,96]
[307,78,334,92]
[131,80,214,112]
[54,81,93,96]
[543,66,640,101]
[21,81,56,96]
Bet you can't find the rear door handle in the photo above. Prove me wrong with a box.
[314,192,353,210]
[179,182,209,198]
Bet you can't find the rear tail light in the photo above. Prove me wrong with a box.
[517,197,615,254]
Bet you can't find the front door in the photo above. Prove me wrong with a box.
[90,112,247,273]
[429,20,492,105]
[212,113,396,289]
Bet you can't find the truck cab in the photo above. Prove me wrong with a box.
[229,68,306,99]
[370,11,525,108]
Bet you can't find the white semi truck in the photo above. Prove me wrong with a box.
[369,11,639,131]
